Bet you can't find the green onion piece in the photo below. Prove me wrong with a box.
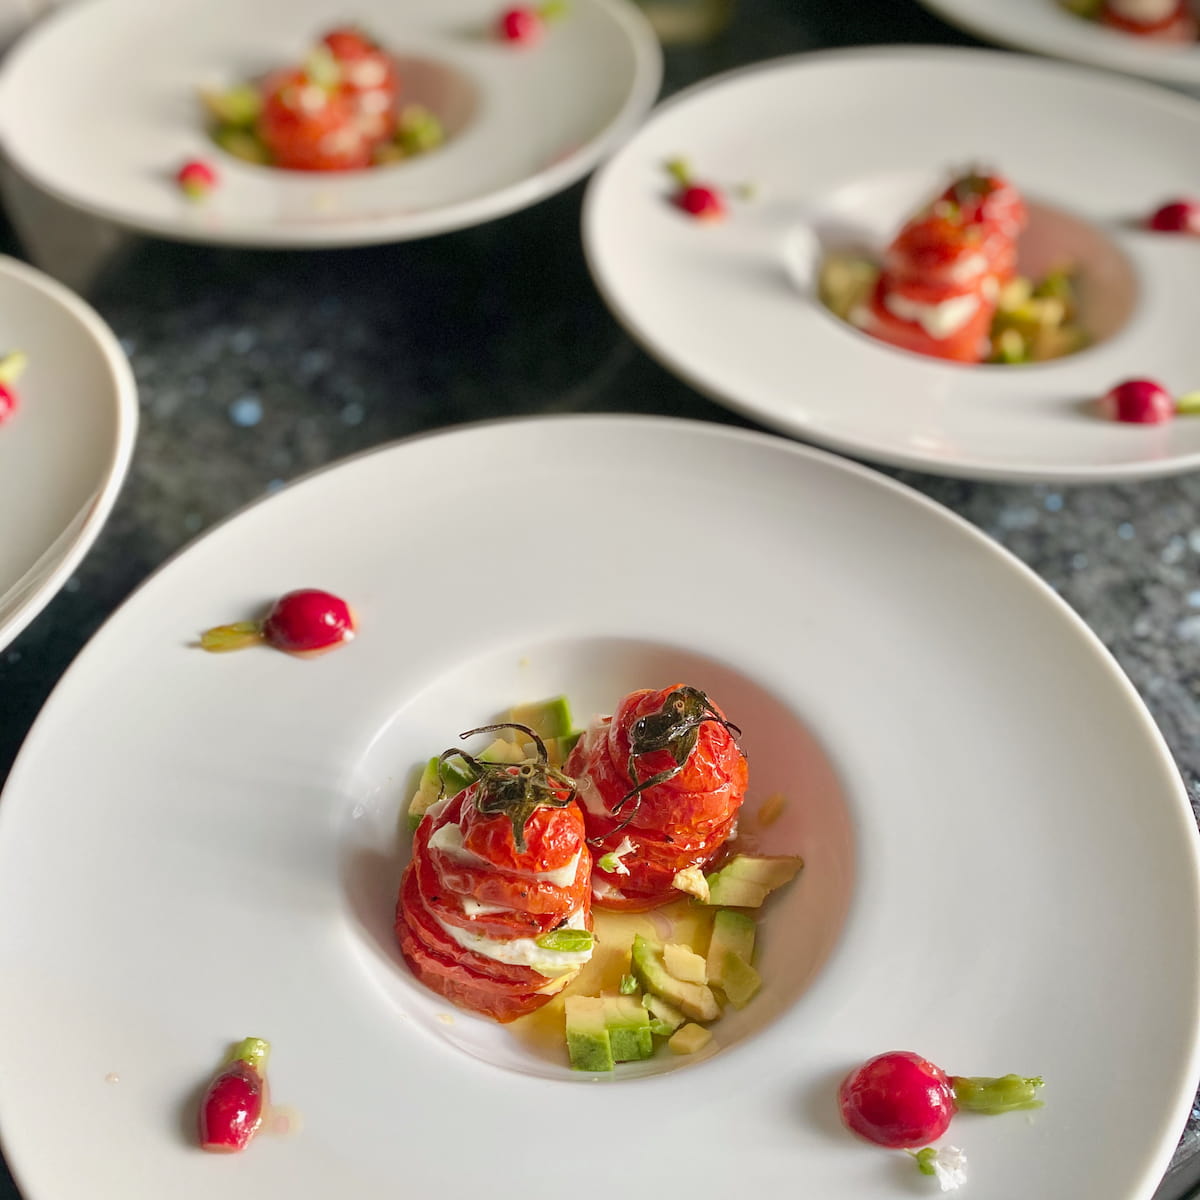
[909,1148,938,1177]
[665,158,691,188]
[597,853,620,873]
[619,974,638,995]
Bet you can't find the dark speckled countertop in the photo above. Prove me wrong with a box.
[2,1,1200,1196]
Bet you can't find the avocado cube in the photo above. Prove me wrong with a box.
[438,756,477,797]
[722,855,804,890]
[641,992,686,1036]
[212,126,270,165]
[668,1023,713,1055]
[716,952,761,1010]
[407,757,442,832]
[704,874,768,908]
[565,996,614,1072]
[631,935,720,1022]
[508,696,574,741]
[663,943,708,986]
[200,83,262,128]
[602,995,653,1061]
[706,909,756,985]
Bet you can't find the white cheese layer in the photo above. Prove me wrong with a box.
[434,906,591,977]
[883,290,980,339]
[427,820,581,886]
[591,878,626,902]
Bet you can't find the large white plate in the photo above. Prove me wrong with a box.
[0,0,660,248]
[918,0,1200,89]
[0,415,1196,1200]
[0,254,136,650]
[583,47,1200,482]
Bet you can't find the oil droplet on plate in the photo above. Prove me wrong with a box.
[265,1105,303,1138]
[103,1073,120,1085]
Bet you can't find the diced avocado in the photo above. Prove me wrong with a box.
[508,696,574,741]
[641,992,686,1036]
[396,104,444,155]
[565,996,614,1072]
[407,757,442,832]
[602,995,653,1062]
[715,952,761,1009]
[704,875,767,908]
[544,729,583,768]
[668,1023,713,1055]
[200,83,262,128]
[990,327,1028,365]
[818,254,879,322]
[663,943,708,986]
[704,855,803,905]
[722,855,804,890]
[438,755,476,796]
[630,935,720,1022]
[671,865,710,902]
[706,909,756,983]
[996,277,1033,313]
[212,126,270,165]
[479,738,528,765]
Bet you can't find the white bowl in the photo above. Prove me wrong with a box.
[0,415,1195,1200]
[0,0,661,247]
[0,254,136,649]
[918,0,1200,89]
[583,46,1200,482]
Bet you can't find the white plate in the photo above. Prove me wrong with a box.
[583,47,1200,482]
[918,0,1200,89]
[0,0,660,248]
[0,415,1196,1200]
[0,254,136,650]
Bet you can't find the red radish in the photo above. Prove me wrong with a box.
[1147,199,1200,234]
[176,159,218,200]
[198,1037,270,1153]
[839,1050,1044,1149]
[498,2,567,44]
[200,588,356,656]
[839,1051,956,1148]
[0,351,27,427]
[499,6,542,42]
[1100,378,1175,424]
[677,185,726,221]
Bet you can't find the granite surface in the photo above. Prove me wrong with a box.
[2,0,1200,1196]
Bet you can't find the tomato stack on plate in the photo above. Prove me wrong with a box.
[568,684,749,912]
[854,171,1028,364]
[396,771,593,1023]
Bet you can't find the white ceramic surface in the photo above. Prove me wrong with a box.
[0,0,661,247]
[0,254,136,649]
[918,0,1200,88]
[583,47,1200,482]
[0,415,1196,1200]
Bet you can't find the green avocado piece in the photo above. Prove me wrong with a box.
[565,996,614,1072]
[212,126,270,165]
[706,909,756,984]
[508,696,574,741]
[716,952,761,1009]
[630,935,720,1022]
[721,855,804,889]
[704,874,768,908]
[641,992,686,1035]
[438,756,477,796]
[603,995,653,1061]
[407,757,442,832]
[201,83,262,128]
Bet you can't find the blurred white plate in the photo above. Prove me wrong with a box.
[0,0,660,247]
[0,415,1196,1200]
[0,254,136,649]
[583,47,1200,482]
[918,0,1200,88]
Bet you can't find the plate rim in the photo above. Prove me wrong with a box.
[581,42,1200,484]
[915,0,1200,87]
[0,0,663,248]
[0,413,1197,1199]
[0,252,138,651]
